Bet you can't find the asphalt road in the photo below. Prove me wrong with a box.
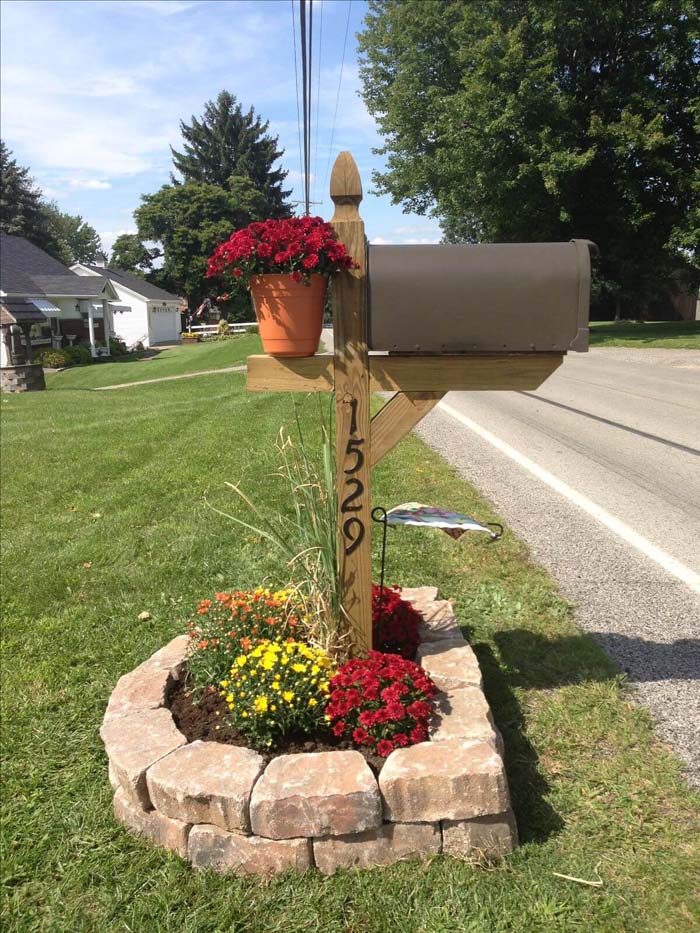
[416,348,700,784]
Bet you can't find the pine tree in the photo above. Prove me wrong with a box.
[170,91,291,218]
[1,141,53,250]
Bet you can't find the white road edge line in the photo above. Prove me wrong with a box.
[437,400,700,595]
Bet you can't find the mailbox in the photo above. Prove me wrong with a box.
[368,240,594,353]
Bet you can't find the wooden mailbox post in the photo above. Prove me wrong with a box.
[246,152,567,653]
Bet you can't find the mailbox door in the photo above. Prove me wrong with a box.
[368,241,591,353]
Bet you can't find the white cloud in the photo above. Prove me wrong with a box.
[99,228,137,255]
[69,179,112,190]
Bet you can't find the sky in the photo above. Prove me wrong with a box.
[0,0,442,256]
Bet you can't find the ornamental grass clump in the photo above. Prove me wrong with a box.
[220,639,335,750]
[186,588,304,691]
[207,403,347,659]
[327,652,438,758]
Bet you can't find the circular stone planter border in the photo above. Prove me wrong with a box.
[101,588,518,875]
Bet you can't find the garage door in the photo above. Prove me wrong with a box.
[149,308,180,344]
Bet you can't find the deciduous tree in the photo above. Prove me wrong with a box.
[358,0,700,315]
[135,177,267,306]
[109,233,160,276]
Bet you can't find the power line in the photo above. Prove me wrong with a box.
[323,0,352,194]
[312,0,323,211]
[300,0,309,215]
[291,1,304,194]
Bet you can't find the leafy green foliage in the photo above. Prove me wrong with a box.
[42,201,102,264]
[358,1,700,314]
[109,234,160,276]
[35,345,91,368]
[171,91,291,219]
[134,178,268,306]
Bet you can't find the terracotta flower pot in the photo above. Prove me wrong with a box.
[250,274,326,357]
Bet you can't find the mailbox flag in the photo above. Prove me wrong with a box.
[382,502,502,540]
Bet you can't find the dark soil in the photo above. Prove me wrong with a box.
[169,677,385,774]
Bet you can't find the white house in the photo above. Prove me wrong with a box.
[1,233,118,366]
[72,256,182,348]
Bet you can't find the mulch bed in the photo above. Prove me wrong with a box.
[169,676,385,774]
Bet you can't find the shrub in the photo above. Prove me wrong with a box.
[35,348,70,368]
[372,585,422,659]
[64,344,92,365]
[109,336,128,357]
[220,639,335,749]
[327,652,437,757]
[186,589,305,690]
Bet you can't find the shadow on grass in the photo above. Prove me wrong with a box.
[471,638,566,845]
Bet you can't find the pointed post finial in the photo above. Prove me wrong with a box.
[330,151,362,221]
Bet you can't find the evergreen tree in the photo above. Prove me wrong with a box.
[171,91,291,218]
[358,1,700,315]
[0,141,63,259]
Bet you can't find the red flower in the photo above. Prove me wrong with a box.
[327,652,437,756]
[206,216,357,287]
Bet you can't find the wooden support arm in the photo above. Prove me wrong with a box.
[247,352,564,394]
[370,392,445,467]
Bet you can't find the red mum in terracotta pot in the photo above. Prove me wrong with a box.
[207,217,356,357]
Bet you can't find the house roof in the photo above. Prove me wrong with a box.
[32,274,111,297]
[0,298,47,326]
[0,233,114,299]
[82,264,181,302]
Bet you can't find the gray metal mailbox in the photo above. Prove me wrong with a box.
[368,240,594,353]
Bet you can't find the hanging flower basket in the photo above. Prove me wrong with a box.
[207,217,356,358]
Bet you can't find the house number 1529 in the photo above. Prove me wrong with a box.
[341,398,365,555]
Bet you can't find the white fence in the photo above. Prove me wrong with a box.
[189,322,258,339]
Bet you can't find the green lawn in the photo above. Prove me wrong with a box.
[2,346,699,932]
[45,333,261,389]
[589,320,700,348]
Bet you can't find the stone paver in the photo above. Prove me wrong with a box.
[417,642,483,691]
[442,812,518,858]
[101,708,187,809]
[103,635,189,723]
[313,821,441,874]
[400,589,466,645]
[114,788,190,857]
[379,738,509,823]
[430,688,501,749]
[250,750,381,840]
[188,823,312,874]
[147,740,264,832]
